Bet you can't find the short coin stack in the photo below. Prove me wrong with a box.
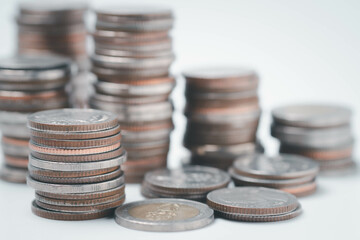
[90,6,175,183]
[16,2,90,108]
[207,187,302,222]
[183,67,261,170]
[271,104,355,173]
[0,56,71,183]
[229,154,319,197]
[27,109,126,220]
[142,166,231,201]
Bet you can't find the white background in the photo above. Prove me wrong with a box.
[0,0,359,239]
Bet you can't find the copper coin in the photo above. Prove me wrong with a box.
[36,184,125,200]
[30,146,124,162]
[29,141,121,155]
[2,136,28,147]
[281,181,317,197]
[31,200,114,221]
[31,133,121,148]
[4,155,28,168]
[28,165,119,178]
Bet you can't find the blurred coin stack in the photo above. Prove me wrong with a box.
[16,2,90,108]
[183,67,262,170]
[229,154,319,197]
[141,166,230,201]
[27,109,126,220]
[271,104,356,173]
[90,6,175,183]
[0,56,71,183]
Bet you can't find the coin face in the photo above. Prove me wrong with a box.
[144,166,230,191]
[272,104,352,128]
[206,187,299,215]
[28,108,118,132]
[115,198,214,232]
[233,154,319,180]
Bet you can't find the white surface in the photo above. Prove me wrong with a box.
[0,0,360,239]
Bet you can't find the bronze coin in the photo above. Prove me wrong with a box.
[2,136,28,147]
[31,200,114,221]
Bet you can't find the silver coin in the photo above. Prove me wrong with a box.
[141,184,206,201]
[95,5,172,19]
[95,48,173,58]
[114,198,214,232]
[96,18,173,32]
[229,168,315,188]
[0,165,27,183]
[271,124,353,148]
[29,152,126,171]
[0,55,71,82]
[232,154,319,180]
[27,174,125,193]
[91,54,174,69]
[27,108,118,132]
[190,142,257,159]
[144,166,230,192]
[187,109,261,124]
[0,111,29,123]
[2,141,29,157]
[94,40,172,53]
[0,123,29,138]
[122,128,172,143]
[91,93,168,105]
[206,187,299,215]
[187,89,258,101]
[94,80,175,97]
[183,66,257,80]
[92,65,169,79]
[272,104,352,128]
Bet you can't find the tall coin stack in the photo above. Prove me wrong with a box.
[27,109,126,220]
[90,6,175,183]
[183,67,261,170]
[0,56,71,183]
[271,104,356,173]
[16,2,90,107]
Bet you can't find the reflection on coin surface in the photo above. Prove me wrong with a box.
[115,198,214,231]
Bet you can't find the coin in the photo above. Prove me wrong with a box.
[272,104,351,128]
[31,200,114,221]
[0,165,27,183]
[232,154,319,180]
[114,198,214,232]
[206,187,299,215]
[28,109,119,132]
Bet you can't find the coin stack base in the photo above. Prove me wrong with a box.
[141,166,230,201]
[0,56,71,183]
[229,154,319,197]
[27,109,126,220]
[183,67,261,170]
[271,104,356,173]
[90,6,175,183]
[207,187,302,222]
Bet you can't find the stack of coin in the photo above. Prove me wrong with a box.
[90,6,175,183]
[271,104,356,172]
[183,67,261,170]
[229,154,319,197]
[16,2,90,108]
[0,56,71,183]
[141,166,231,201]
[115,198,214,232]
[27,109,126,220]
[207,187,302,222]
